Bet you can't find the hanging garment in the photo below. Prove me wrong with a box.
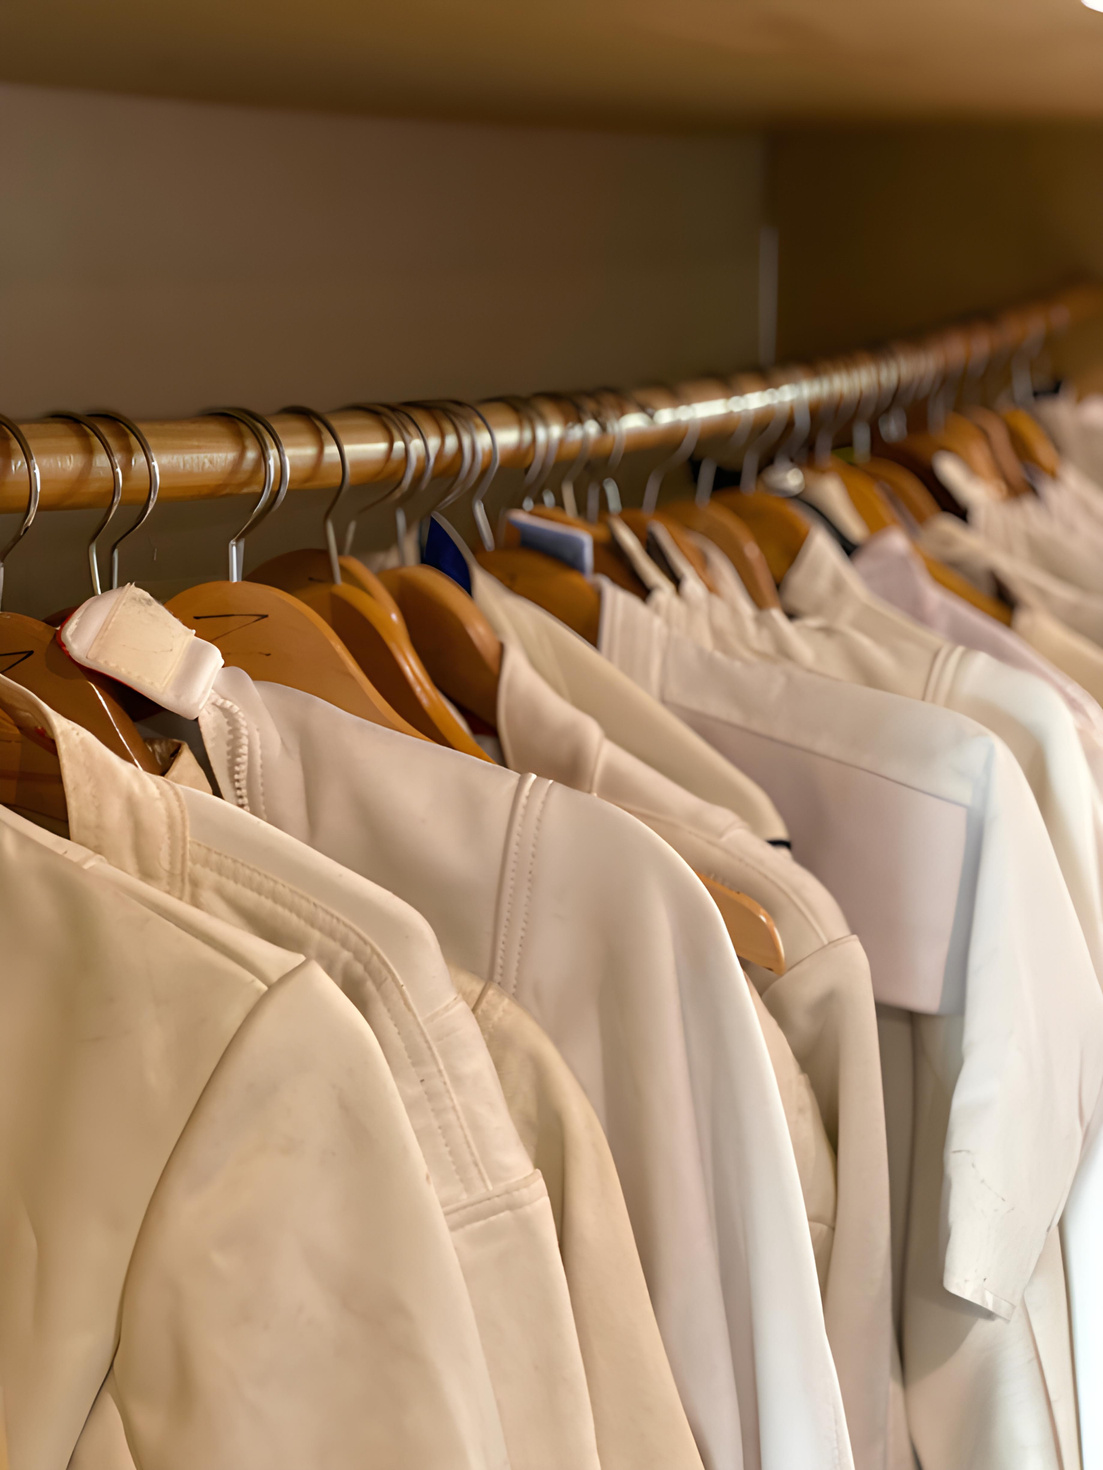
[1035,390,1103,487]
[449,963,705,1470]
[655,516,1103,982]
[0,799,511,1470]
[1010,602,1103,707]
[487,634,902,1470]
[481,568,1103,1469]
[0,672,600,1470]
[918,512,1103,647]
[851,527,1103,748]
[59,584,854,1470]
[198,672,851,1470]
[777,527,1103,981]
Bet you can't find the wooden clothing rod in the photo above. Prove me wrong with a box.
[0,284,1098,517]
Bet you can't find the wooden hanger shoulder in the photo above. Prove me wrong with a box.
[474,547,602,648]
[1002,407,1061,478]
[248,551,490,758]
[962,406,1033,496]
[712,489,809,584]
[864,456,940,523]
[0,611,160,770]
[379,564,503,729]
[167,580,425,737]
[825,458,899,533]
[656,500,781,610]
[697,872,785,974]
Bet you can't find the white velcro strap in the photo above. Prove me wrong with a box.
[60,585,223,719]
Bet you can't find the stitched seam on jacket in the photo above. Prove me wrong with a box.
[490,773,535,997]
[444,1169,547,1229]
[191,843,490,1195]
[510,782,550,999]
[206,692,260,818]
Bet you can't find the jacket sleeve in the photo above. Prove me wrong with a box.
[94,961,510,1470]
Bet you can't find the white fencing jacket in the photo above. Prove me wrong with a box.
[0,767,511,1468]
[648,522,1103,993]
[476,569,1103,1470]
[450,964,705,1470]
[59,588,852,1470]
[852,527,1103,755]
[0,672,598,1470]
[489,637,904,1470]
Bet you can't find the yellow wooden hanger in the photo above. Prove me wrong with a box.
[1001,406,1061,478]
[246,405,488,758]
[166,408,425,739]
[0,414,164,839]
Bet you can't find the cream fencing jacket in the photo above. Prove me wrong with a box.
[0,673,598,1470]
[852,527,1103,748]
[195,669,848,1470]
[478,570,1103,1469]
[0,773,511,1468]
[57,587,849,1470]
[649,522,1103,993]
[489,638,903,1470]
[450,965,705,1470]
[919,511,1103,647]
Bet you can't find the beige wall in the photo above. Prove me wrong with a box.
[0,83,764,420]
[0,81,764,613]
[770,123,1103,383]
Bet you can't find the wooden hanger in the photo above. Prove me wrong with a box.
[167,407,425,740]
[248,549,489,759]
[859,457,1014,623]
[615,508,717,590]
[962,406,1033,496]
[822,457,899,534]
[656,499,782,609]
[475,547,602,646]
[1002,406,1061,478]
[379,564,504,728]
[520,506,650,597]
[863,456,940,523]
[0,413,160,837]
[244,405,482,744]
[713,488,809,584]
[0,702,68,836]
[698,872,786,974]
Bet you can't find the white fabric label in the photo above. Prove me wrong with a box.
[60,586,223,719]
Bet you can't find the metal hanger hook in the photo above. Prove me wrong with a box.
[203,408,277,582]
[739,394,789,491]
[87,411,159,590]
[281,405,350,584]
[0,414,41,612]
[49,411,123,594]
[342,403,421,559]
[642,404,700,513]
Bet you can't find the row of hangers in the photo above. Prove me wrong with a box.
[0,330,1072,976]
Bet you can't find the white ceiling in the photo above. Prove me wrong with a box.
[4,0,1103,127]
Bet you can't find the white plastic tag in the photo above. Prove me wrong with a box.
[60,585,223,719]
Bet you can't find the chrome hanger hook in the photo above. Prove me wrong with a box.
[203,408,276,582]
[457,402,501,552]
[0,414,41,611]
[696,387,755,506]
[281,405,350,584]
[342,403,420,560]
[739,394,790,491]
[49,411,123,594]
[87,411,159,590]
[495,395,554,510]
[642,405,700,513]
